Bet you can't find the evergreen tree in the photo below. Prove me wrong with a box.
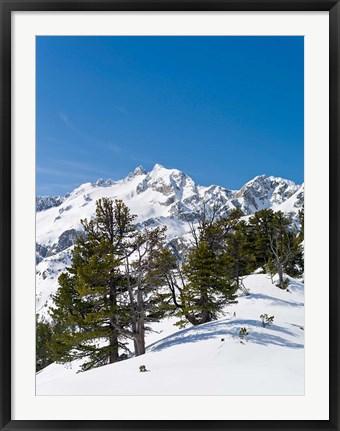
[50,237,126,369]
[248,208,277,270]
[50,198,137,370]
[158,209,246,327]
[123,225,168,356]
[222,220,256,289]
[267,211,295,288]
[180,240,237,325]
[49,198,169,371]
[248,209,303,288]
[145,246,190,321]
[36,316,53,371]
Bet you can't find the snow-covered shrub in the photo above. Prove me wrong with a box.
[239,327,249,339]
[260,314,274,327]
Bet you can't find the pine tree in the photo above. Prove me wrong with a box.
[49,198,137,371]
[180,239,237,325]
[49,198,170,371]
[123,225,168,356]
[50,235,126,369]
[222,220,256,289]
[36,316,53,371]
[158,209,243,327]
[247,209,303,288]
[248,208,277,270]
[268,213,291,288]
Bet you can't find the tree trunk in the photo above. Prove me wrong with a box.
[200,288,211,324]
[236,259,239,288]
[277,261,284,289]
[109,332,119,363]
[109,283,119,363]
[134,332,145,356]
[184,312,201,326]
[125,257,139,355]
[135,279,145,356]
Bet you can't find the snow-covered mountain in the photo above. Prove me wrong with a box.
[36,164,304,316]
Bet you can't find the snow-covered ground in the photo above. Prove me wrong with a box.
[36,273,304,396]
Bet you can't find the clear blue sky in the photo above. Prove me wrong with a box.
[36,36,304,196]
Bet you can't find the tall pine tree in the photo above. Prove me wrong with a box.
[50,199,133,370]
[49,198,169,371]
[180,240,237,325]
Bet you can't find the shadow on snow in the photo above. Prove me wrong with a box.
[147,318,303,352]
[244,293,304,308]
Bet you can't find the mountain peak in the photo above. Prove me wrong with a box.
[132,165,147,176]
[152,163,167,171]
[150,163,186,178]
[125,165,148,181]
[253,174,267,181]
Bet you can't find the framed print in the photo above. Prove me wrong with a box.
[1,1,339,430]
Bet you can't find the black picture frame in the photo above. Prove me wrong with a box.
[1,1,339,430]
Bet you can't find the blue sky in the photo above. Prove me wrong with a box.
[36,36,304,196]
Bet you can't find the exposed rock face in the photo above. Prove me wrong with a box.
[234,175,299,214]
[49,229,82,256]
[36,243,49,264]
[94,178,116,187]
[136,179,148,194]
[36,229,82,264]
[127,165,147,179]
[292,186,304,208]
[36,196,64,212]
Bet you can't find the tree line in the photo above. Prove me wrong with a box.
[36,198,303,372]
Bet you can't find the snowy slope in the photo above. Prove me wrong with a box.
[274,184,304,224]
[36,274,304,396]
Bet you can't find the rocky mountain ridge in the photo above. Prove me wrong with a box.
[36,195,64,212]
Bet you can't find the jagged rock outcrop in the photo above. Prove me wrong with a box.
[36,196,64,212]
[49,229,82,255]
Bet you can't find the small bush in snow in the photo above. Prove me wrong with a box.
[260,314,274,327]
[239,327,249,339]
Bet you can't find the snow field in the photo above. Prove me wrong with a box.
[36,274,304,396]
